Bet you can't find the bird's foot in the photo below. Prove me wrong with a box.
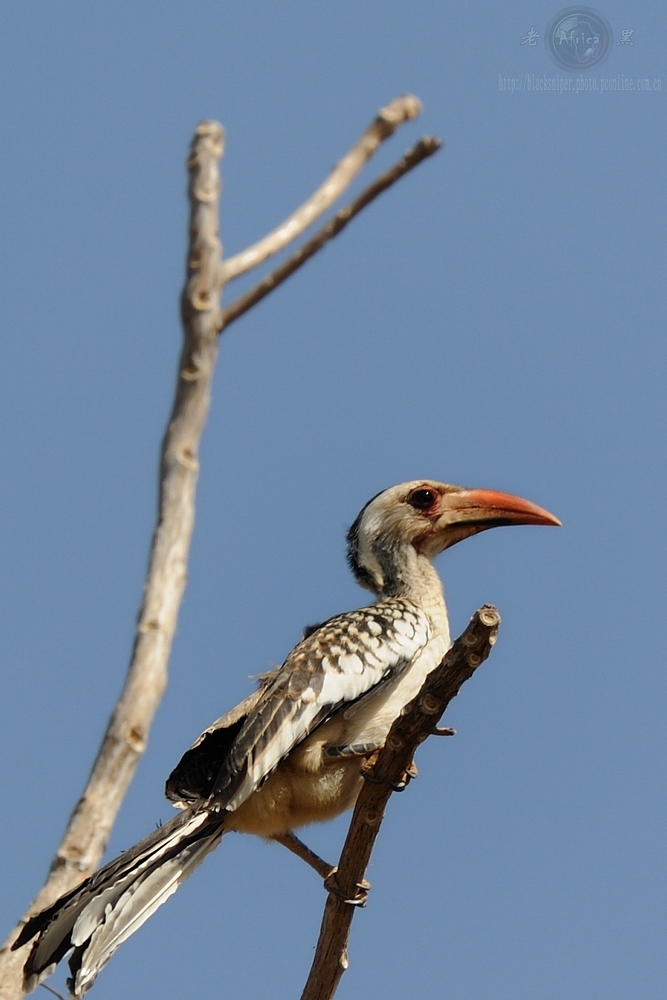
[361,758,418,792]
[431,726,456,736]
[323,868,371,907]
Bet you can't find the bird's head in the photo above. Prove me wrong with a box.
[347,480,560,595]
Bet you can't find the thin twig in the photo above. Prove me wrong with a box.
[300,606,501,1000]
[218,136,442,332]
[220,95,423,282]
[39,984,66,1000]
[0,121,226,999]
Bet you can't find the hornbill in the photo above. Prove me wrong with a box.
[15,479,559,995]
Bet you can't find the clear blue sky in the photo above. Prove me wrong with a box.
[1,3,665,999]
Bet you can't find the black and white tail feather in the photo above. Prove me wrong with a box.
[19,811,223,995]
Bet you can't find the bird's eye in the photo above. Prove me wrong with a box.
[407,488,437,511]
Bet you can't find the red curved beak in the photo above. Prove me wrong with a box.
[446,489,561,528]
[421,487,561,555]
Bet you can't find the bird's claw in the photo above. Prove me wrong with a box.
[324,869,371,907]
[361,759,418,792]
[431,726,456,736]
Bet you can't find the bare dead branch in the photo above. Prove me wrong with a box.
[0,98,438,1000]
[300,606,501,1000]
[218,136,442,332]
[0,120,226,999]
[220,94,423,283]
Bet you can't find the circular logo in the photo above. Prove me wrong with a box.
[545,7,613,71]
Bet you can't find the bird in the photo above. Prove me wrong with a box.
[14,479,559,996]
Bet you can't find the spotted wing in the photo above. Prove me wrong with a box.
[207,598,431,812]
